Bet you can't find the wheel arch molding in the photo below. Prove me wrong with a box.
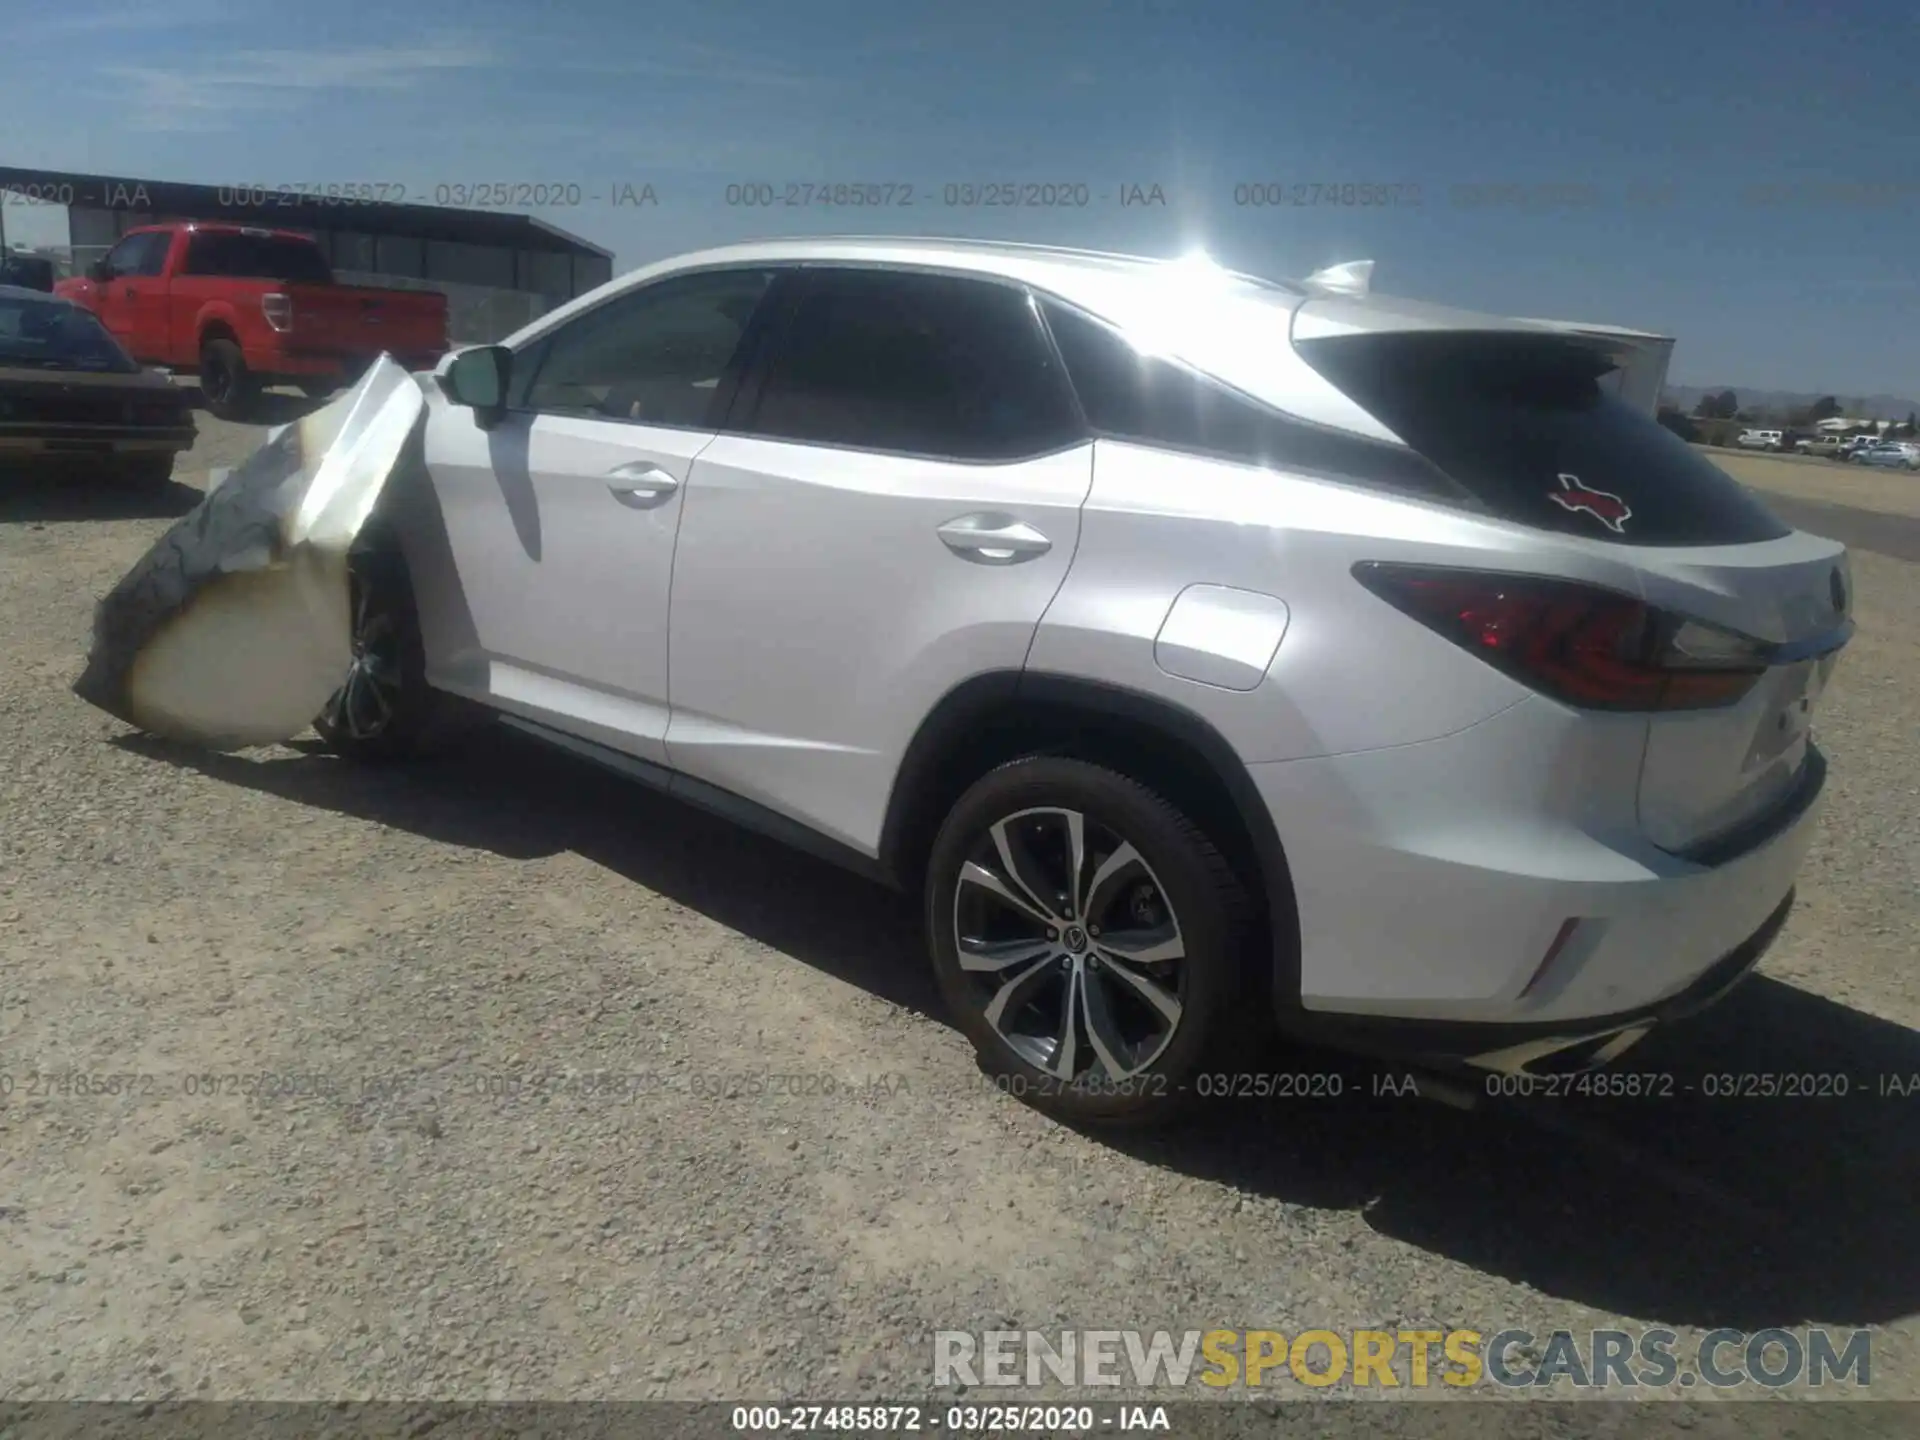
[878,670,1304,1014]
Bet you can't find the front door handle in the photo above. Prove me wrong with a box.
[606,462,680,509]
[937,513,1052,565]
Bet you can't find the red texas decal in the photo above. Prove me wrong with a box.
[1550,473,1633,533]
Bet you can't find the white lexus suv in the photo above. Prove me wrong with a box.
[319,238,1851,1125]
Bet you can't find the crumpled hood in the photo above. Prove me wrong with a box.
[71,356,426,750]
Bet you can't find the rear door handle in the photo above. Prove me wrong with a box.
[606,462,680,509]
[937,513,1052,565]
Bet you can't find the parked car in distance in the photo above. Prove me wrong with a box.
[1856,440,1920,470]
[315,238,1851,1125]
[1794,434,1848,459]
[0,283,196,487]
[54,222,448,421]
[0,253,57,292]
[1735,428,1787,452]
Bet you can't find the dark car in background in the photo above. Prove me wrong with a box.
[0,284,197,487]
[0,253,57,292]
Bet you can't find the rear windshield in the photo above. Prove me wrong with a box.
[182,233,332,284]
[0,294,138,372]
[1298,331,1792,546]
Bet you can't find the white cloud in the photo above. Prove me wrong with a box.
[522,38,825,93]
[13,0,233,37]
[86,38,497,132]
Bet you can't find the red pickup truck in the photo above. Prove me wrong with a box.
[55,221,448,420]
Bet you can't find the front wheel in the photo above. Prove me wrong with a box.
[926,757,1256,1127]
[313,541,437,762]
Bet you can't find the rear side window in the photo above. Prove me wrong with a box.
[744,270,1082,460]
[1298,332,1792,546]
[1042,301,1462,500]
[182,233,332,284]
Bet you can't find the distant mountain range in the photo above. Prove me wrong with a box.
[1662,384,1920,419]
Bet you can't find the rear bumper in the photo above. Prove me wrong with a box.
[1250,697,1827,1065]
[0,426,196,462]
[247,344,443,381]
[1278,888,1793,1076]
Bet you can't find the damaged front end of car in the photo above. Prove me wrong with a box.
[71,356,427,751]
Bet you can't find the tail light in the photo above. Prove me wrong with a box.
[1352,562,1770,711]
[261,293,293,332]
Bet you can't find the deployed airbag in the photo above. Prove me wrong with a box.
[72,357,426,750]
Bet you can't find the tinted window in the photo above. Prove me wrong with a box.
[1043,301,1461,500]
[104,232,168,279]
[1299,332,1792,546]
[181,232,331,284]
[0,295,138,372]
[746,270,1081,460]
[521,267,773,428]
[0,255,56,291]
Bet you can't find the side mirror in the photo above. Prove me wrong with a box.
[88,260,111,282]
[436,345,510,423]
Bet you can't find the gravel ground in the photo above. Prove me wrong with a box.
[2,409,1916,1411]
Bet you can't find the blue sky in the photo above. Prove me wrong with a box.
[3,0,1915,400]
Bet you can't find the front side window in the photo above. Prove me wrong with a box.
[102,232,166,279]
[743,269,1082,460]
[519,267,775,428]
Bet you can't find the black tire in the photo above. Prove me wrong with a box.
[926,756,1256,1127]
[312,535,438,763]
[199,337,259,422]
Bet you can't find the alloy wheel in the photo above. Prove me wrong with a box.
[320,569,402,741]
[951,806,1187,1083]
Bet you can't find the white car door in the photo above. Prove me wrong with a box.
[416,267,777,763]
[666,267,1095,854]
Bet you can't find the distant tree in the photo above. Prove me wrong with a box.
[1715,389,1740,419]
[1656,407,1699,442]
[1809,395,1842,421]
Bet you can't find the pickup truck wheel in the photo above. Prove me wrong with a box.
[926,757,1256,1128]
[200,338,259,422]
[313,540,436,763]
